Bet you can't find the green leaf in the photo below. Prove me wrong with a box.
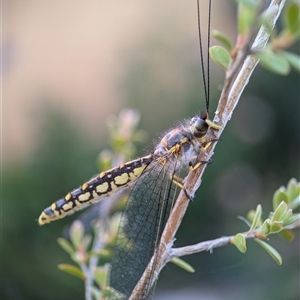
[250,204,262,231]
[70,220,85,249]
[283,214,300,226]
[57,238,75,255]
[89,249,111,259]
[280,51,300,73]
[269,221,283,233]
[283,2,300,37]
[260,219,271,235]
[258,50,290,75]
[94,266,109,288]
[272,201,288,222]
[281,208,293,224]
[209,46,231,71]
[290,196,300,210]
[237,0,258,35]
[212,30,233,51]
[278,229,295,242]
[246,209,255,222]
[171,257,195,273]
[57,264,86,280]
[255,239,282,265]
[231,233,247,253]
[273,187,289,211]
[286,178,300,201]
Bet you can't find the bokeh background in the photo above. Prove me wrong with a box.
[3,0,299,299]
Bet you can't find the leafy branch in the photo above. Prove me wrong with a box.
[55,1,300,299]
[130,0,299,297]
[171,218,299,267]
[171,178,300,266]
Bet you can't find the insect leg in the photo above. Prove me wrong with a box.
[169,174,194,201]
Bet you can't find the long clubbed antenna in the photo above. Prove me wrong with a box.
[197,0,212,113]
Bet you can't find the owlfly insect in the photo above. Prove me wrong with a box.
[38,0,221,299]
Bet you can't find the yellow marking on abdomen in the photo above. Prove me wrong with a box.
[62,202,73,211]
[81,183,88,190]
[78,192,91,202]
[96,182,109,194]
[114,173,129,185]
[65,193,72,200]
[133,165,147,178]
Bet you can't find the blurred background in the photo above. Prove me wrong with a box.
[2,0,299,299]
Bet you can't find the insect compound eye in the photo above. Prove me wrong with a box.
[191,117,208,138]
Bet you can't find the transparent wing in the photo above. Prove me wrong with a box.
[108,155,181,299]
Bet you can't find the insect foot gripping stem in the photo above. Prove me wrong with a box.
[189,158,212,171]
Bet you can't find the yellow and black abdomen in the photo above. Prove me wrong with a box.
[38,155,153,225]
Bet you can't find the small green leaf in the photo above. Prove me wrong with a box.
[281,208,293,224]
[280,51,300,73]
[70,220,85,249]
[283,2,300,37]
[57,238,75,255]
[237,0,258,35]
[290,196,300,210]
[260,219,271,235]
[278,229,295,242]
[258,50,290,75]
[212,30,233,51]
[89,249,111,259]
[94,266,109,288]
[247,209,256,224]
[255,239,282,265]
[231,233,247,253]
[283,214,300,226]
[250,204,262,231]
[171,257,195,273]
[269,221,283,233]
[209,46,231,71]
[272,201,288,222]
[57,264,86,280]
[273,187,289,211]
[286,178,300,201]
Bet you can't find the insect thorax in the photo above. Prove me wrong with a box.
[153,121,203,169]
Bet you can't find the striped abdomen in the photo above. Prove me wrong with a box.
[38,155,153,225]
